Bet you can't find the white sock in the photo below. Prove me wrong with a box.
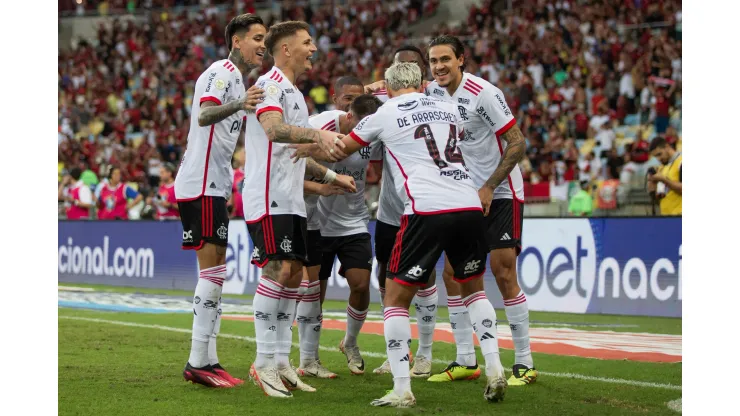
[276,286,299,368]
[344,305,368,348]
[447,296,476,366]
[189,265,225,368]
[208,297,222,365]
[505,291,534,368]
[253,277,282,369]
[297,281,322,366]
[413,285,438,360]
[464,291,503,376]
[383,307,412,396]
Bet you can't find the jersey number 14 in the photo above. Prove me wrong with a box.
[414,124,466,169]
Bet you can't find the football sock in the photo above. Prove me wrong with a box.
[297,281,322,366]
[189,265,225,368]
[463,291,503,376]
[344,305,368,348]
[413,285,438,360]
[504,291,534,368]
[447,295,476,366]
[253,277,282,369]
[384,307,412,396]
[208,297,223,366]
[276,286,300,368]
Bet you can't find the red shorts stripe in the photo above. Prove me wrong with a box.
[454,271,485,284]
[389,216,409,273]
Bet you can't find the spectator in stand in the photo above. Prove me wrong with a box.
[309,83,329,113]
[595,169,620,215]
[59,167,93,220]
[96,167,143,220]
[153,163,179,221]
[229,147,245,219]
[578,151,602,183]
[594,121,616,159]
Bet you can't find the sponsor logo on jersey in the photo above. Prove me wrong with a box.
[334,166,366,182]
[495,94,512,116]
[284,88,295,94]
[398,100,419,111]
[439,169,470,180]
[205,72,217,92]
[476,106,497,128]
[433,88,445,96]
[419,97,438,107]
[458,97,470,104]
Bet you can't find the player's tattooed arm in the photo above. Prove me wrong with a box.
[305,158,328,178]
[483,125,526,190]
[198,100,244,127]
[259,112,321,144]
[198,86,264,126]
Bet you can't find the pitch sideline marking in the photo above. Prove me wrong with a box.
[667,398,682,412]
[59,315,682,391]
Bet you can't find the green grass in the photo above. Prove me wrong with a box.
[60,283,682,335]
[59,306,682,416]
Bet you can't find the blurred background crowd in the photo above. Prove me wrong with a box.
[58,0,682,219]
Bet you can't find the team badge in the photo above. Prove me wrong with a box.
[267,85,279,96]
[215,79,226,90]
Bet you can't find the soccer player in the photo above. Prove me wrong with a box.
[175,13,267,388]
[154,163,179,220]
[370,46,439,380]
[427,35,537,386]
[333,76,366,112]
[292,94,384,377]
[242,21,355,398]
[309,62,507,407]
[96,167,142,220]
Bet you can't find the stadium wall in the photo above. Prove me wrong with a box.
[58,217,682,317]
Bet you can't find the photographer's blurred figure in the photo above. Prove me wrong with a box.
[648,136,682,215]
[59,167,93,220]
[568,180,594,217]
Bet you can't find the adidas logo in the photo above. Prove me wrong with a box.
[271,201,278,208]
[294,103,300,110]
[400,354,410,362]
[480,332,495,341]
[500,233,511,241]
[209,182,217,189]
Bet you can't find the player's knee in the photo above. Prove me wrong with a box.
[350,276,371,294]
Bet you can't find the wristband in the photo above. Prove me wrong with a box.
[322,169,337,184]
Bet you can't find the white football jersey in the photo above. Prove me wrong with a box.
[426,73,524,201]
[242,66,309,223]
[175,59,246,201]
[304,110,344,231]
[370,89,406,226]
[309,110,378,237]
[349,92,481,215]
[374,144,405,227]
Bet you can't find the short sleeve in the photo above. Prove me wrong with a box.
[478,86,517,136]
[79,186,93,205]
[349,114,383,147]
[200,65,233,106]
[255,79,285,118]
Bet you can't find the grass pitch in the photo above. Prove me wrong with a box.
[58,285,681,415]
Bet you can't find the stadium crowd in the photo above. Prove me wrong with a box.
[58,0,681,219]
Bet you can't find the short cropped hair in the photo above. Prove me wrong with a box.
[334,76,364,92]
[225,13,265,50]
[350,94,384,120]
[70,167,82,181]
[428,35,466,71]
[265,20,310,55]
[649,136,669,152]
[384,62,422,91]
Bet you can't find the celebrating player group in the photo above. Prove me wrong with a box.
[173,13,537,408]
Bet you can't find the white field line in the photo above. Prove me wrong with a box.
[667,398,682,412]
[59,315,681,391]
